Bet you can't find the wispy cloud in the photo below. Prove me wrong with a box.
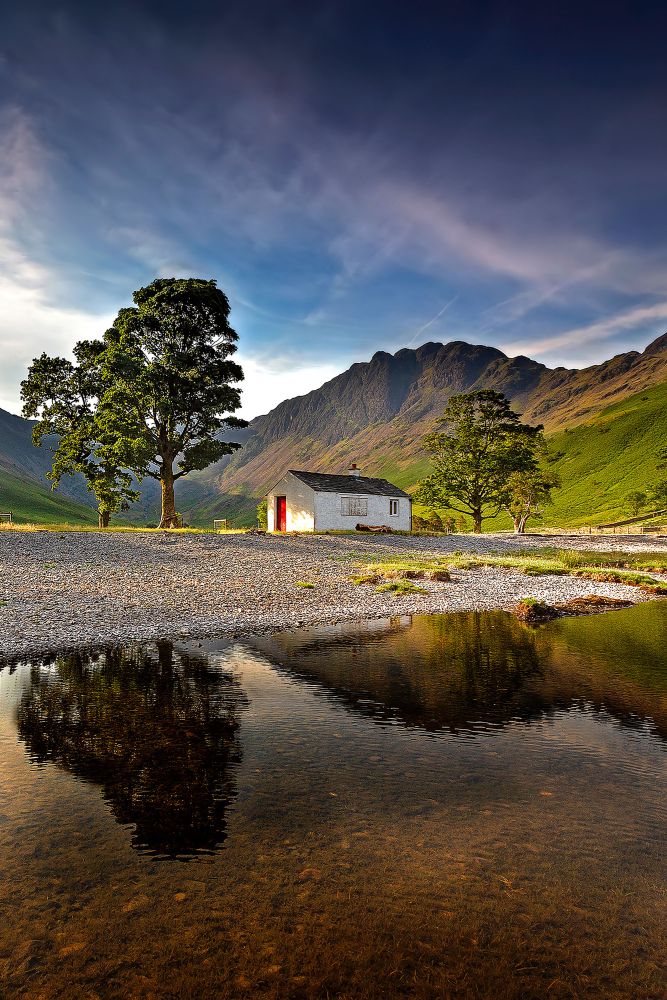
[503,300,667,360]
[235,353,340,418]
[405,295,459,347]
[2,2,667,414]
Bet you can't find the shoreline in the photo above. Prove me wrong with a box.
[1,530,666,660]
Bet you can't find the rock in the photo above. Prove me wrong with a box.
[513,600,560,623]
[425,569,451,581]
[297,867,322,882]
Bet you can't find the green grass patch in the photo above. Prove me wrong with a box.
[555,549,667,572]
[295,581,315,589]
[375,579,427,595]
[350,573,381,585]
[353,547,667,592]
[517,597,544,608]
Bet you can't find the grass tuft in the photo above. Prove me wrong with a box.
[375,580,428,595]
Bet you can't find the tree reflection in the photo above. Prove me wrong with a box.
[17,642,247,858]
[259,612,544,733]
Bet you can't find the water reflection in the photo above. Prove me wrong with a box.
[1,605,666,999]
[256,610,667,738]
[15,642,247,858]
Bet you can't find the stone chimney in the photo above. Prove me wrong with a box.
[347,463,361,478]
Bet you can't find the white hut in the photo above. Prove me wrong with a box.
[265,465,412,532]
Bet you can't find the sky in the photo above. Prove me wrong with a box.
[2,0,667,418]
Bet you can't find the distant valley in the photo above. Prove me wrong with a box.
[2,333,667,528]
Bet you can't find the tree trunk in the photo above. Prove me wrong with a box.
[513,515,527,534]
[159,464,179,528]
[472,510,482,533]
[98,509,110,528]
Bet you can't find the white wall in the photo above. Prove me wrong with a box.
[266,473,316,532]
[314,491,411,531]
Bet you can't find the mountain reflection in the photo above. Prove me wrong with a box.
[256,610,667,738]
[255,612,545,733]
[16,642,247,858]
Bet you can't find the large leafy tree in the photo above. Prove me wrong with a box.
[415,390,543,533]
[96,278,246,527]
[20,342,139,527]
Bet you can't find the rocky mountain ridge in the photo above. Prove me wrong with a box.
[2,333,666,524]
[203,333,667,502]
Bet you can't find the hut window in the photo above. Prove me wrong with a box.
[341,495,368,516]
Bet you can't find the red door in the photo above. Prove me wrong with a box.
[276,496,287,532]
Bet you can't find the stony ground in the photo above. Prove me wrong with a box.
[1,529,666,658]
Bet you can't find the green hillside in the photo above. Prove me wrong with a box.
[385,382,667,531]
[0,466,97,525]
[341,382,667,531]
[1,353,665,532]
[543,381,667,527]
[5,382,663,530]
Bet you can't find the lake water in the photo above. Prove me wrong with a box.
[0,604,665,999]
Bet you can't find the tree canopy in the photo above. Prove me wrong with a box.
[97,278,246,527]
[21,277,246,528]
[415,390,544,533]
[21,341,139,527]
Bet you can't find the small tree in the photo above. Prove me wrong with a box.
[505,469,560,534]
[415,390,544,533]
[20,344,139,527]
[641,447,667,510]
[427,511,444,532]
[624,490,648,517]
[647,479,667,509]
[96,278,247,528]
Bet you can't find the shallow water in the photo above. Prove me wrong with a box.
[0,604,665,999]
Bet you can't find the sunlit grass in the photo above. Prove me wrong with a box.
[352,548,667,594]
[375,579,427,595]
[0,522,247,535]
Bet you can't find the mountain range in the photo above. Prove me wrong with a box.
[2,333,667,527]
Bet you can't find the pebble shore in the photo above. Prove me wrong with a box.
[1,529,666,659]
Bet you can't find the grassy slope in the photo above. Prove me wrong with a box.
[3,381,665,530]
[0,465,97,525]
[183,492,258,528]
[544,381,667,527]
[381,381,667,530]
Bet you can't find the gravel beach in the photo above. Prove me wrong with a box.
[1,529,666,658]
